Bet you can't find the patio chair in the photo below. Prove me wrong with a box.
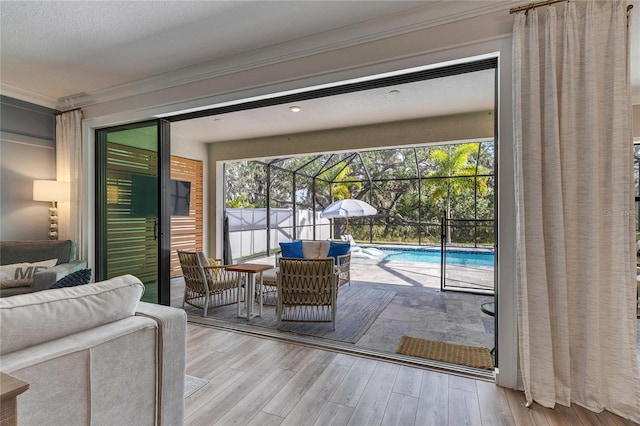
[337,252,351,287]
[262,242,351,303]
[177,250,241,316]
[277,257,339,330]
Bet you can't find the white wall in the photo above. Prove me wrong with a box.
[227,208,330,259]
[0,135,56,240]
[171,132,209,251]
[81,9,518,388]
[0,97,58,241]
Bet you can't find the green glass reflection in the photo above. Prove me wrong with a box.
[103,124,159,304]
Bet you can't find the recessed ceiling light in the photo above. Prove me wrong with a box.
[289,106,301,112]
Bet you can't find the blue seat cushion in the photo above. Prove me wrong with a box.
[50,269,92,289]
[279,241,304,259]
[327,241,350,264]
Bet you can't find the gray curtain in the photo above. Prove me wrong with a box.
[223,216,233,265]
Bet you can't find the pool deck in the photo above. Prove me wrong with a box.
[347,243,494,291]
[352,257,493,291]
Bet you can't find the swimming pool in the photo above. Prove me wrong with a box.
[378,247,494,267]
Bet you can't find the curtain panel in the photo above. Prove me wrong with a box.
[55,109,83,259]
[513,0,639,421]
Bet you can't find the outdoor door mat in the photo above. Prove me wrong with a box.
[396,335,494,370]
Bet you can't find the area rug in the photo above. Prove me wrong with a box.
[186,286,396,344]
[184,375,208,398]
[396,335,494,370]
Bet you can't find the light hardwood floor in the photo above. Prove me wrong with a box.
[184,323,639,426]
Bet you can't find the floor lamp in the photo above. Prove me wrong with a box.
[33,180,69,240]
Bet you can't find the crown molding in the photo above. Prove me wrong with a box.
[2,83,59,110]
[56,1,517,110]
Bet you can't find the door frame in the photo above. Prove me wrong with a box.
[95,119,172,305]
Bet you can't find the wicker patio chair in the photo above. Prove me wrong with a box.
[336,253,351,287]
[276,257,339,330]
[177,250,241,316]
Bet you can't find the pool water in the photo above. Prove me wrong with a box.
[379,247,494,267]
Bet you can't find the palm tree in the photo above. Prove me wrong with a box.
[316,162,362,204]
[425,143,488,243]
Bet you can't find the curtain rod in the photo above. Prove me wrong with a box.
[55,107,82,116]
[510,0,633,14]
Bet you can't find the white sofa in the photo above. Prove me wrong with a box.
[0,274,186,426]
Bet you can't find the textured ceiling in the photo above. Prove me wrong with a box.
[0,0,432,100]
[1,0,638,105]
[1,1,638,145]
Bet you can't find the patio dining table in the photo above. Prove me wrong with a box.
[225,263,274,321]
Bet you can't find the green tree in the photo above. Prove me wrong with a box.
[225,194,254,208]
[425,143,489,243]
[224,161,266,207]
[316,162,362,204]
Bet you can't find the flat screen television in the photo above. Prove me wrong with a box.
[169,179,191,216]
[130,175,191,217]
[130,175,157,218]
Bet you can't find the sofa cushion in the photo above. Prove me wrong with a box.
[49,268,92,289]
[327,241,350,264]
[0,259,58,288]
[301,240,320,258]
[0,279,31,289]
[280,241,304,258]
[301,240,331,258]
[0,240,75,265]
[319,240,331,257]
[0,274,144,355]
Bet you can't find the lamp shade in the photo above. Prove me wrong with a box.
[33,180,70,202]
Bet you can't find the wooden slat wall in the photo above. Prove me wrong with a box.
[106,143,158,284]
[171,156,203,277]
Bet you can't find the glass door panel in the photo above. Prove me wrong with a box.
[96,121,170,304]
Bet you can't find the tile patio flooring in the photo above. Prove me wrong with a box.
[172,253,640,375]
[171,254,497,372]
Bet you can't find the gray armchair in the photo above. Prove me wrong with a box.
[0,240,87,296]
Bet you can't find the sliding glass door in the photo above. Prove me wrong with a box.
[95,120,171,304]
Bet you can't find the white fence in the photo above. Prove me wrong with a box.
[226,208,331,259]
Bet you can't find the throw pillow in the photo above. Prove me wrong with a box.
[0,259,58,288]
[327,241,350,264]
[50,269,92,289]
[207,258,220,278]
[279,241,304,259]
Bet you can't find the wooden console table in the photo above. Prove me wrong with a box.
[1,372,29,426]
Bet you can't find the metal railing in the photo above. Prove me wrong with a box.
[440,215,495,294]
